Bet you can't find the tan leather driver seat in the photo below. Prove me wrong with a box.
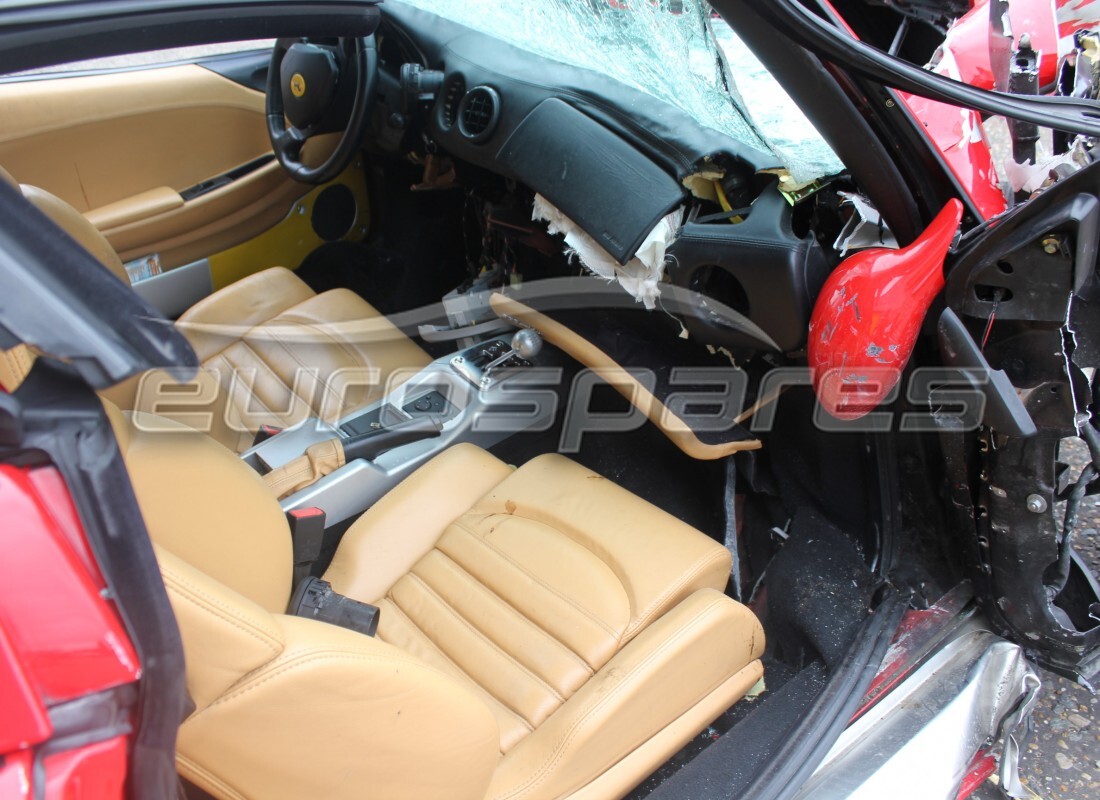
[109,403,765,800]
[0,165,431,451]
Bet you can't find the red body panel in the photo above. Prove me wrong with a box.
[0,751,35,800]
[42,736,130,800]
[0,465,139,702]
[941,0,1060,91]
[0,465,139,800]
[898,92,1007,219]
[956,752,998,800]
[809,199,964,419]
[0,620,51,753]
[895,0,1100,219]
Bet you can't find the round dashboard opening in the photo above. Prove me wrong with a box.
[457,85,502,143]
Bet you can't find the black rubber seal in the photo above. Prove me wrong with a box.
[734,588,909,800]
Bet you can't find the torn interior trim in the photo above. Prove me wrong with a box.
[532,194,682,310]
[833,192,899,256]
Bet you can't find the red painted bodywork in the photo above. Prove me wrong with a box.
[901,0,1058,219]
[0,464,139,799]
[809,199,964,419]
[816,0,1009,218]
[956,751,998,799]
[42,736,130,799]
[854,585,974,721]
[895,0,1100,220]
[898,92,1007,219]
[939,0,1060,91]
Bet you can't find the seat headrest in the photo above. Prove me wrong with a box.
[0,163,129,284]
[19,184,131,285]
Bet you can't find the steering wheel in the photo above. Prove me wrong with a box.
[266,37,377,184]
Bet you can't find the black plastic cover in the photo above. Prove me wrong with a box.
[936,308,1038,438]
[947,163,1100,321]
[342,415,443,461]
[497,99,685,265]
[668,185,828,353]
[290,577,380,637]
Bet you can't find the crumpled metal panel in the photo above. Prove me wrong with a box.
[792,626,1041,800]
[397,0,843,184]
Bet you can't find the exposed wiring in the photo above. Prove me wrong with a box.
[1050,420,1100,595]
[981,287,1006,350]
[1050,463,1097,595]
[713,181,744,224]
[1080,415,1100,468]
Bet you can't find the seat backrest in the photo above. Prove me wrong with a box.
[109,402,294,610]
[106,403,501,800]
[0,169,251,450]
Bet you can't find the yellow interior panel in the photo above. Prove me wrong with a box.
[206,159,371,290]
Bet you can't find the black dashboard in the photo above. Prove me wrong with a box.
[377,3,774,262]
[372,1,834,356]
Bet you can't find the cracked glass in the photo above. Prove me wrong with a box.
[397,0,844,184]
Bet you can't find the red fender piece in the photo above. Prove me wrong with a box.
[809,199,964,420]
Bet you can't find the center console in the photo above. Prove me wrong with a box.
[240,331,553,525]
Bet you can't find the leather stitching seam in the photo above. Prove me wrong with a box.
[449,520,622,640]
[431,548,595,676]
[405,570,567,704]
[494,596,730,800]
[162,568,282,651]
[384,596,533,736]
[626,549,730,639]
[176,754,248,800]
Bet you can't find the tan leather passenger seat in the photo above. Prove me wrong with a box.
[108,404,766,800]
[0,165,430,451]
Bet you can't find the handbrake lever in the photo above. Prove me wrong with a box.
[342,416,444,462]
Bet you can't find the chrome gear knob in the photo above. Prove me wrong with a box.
[511,328,543,360]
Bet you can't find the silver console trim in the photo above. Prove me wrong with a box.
[249,333,554,526]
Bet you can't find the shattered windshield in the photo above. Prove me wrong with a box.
[397,0,843,185]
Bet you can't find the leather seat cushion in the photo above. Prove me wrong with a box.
[107,393,764,799]
[4,174,434,451]
[175,266,432,435]
[325,444,747,754]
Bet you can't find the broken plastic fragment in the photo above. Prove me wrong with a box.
[682,167,726,202]
[833,192,899,256]
[1003,139,1092,195]
[532,194,681,310]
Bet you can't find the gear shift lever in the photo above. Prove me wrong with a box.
[511,328,543,359]
[481,329,543,379]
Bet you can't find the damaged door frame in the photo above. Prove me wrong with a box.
[710,0,1100,680]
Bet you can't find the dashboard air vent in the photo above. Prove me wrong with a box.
[457,86,501,143]
[440,75,465,129]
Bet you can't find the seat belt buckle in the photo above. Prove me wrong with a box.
[253,424,283,446]
[288,577,380,637]
[287,507,325,586]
